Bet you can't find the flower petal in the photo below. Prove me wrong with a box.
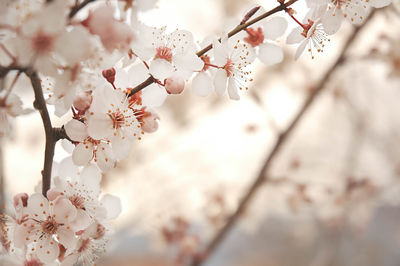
[142,83,168,108]
[27,193,49,221]
[192,72,213,97]
[72,142,94,166]
[295,39,308,60]
[149,59,174,81]
[87,113,113,140]
[53,197,77,224]
[286,27,304,44]
[37,236,60,264]
[101,194,122,220]
[258,42,284,66]
[227,78,240,100]
[65,120,88,142]
[214,69,228,96]
[263,16,288,40]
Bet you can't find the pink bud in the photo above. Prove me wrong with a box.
[102,67,116,84]
[13,193,29,208]
[141,111,160,133]
[73,91,93,112]
[165,75,185,94]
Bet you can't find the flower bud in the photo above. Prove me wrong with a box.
[13,193,28,208]
[165,75,185,94]
[102,67,116,84]
[141,111,160,133]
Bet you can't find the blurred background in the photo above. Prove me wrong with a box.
[2,0,400,265]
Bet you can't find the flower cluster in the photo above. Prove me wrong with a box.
[0,166,120,265]
[0,0,395,264]
[287,0,393,59]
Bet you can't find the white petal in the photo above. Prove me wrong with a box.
[286,27,304,44]
[227,78,240,100]
[173,52,204,72]
[53,197,77,224]
[142,83,168,108]
[72,142,93,166]
[111,137,132,160]
[27,193,49,220]
[149,59,174,81]
[258,42,284,66]
[54,26,94,65]
[87,113,113,140]
[214,69,228,96]
[80,165,102,196]
[14,223,32,248]
[322,8,343,35]
[61,139,75,154]
[69,209,92,232]
[37,237,59,264]
[263,17,288,40]
[58,156,80,178]
[64,120,88,142]
[57,226,78,251]
[95,143,115,172]
[101,194,122,220]
[370,0,392,7]
[192,72,213,97]
[295,40,308,60]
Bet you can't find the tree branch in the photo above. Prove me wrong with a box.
[25,69,56,197]
[69,0,97,19]
[128,0,299,97]
[191,10,378,266]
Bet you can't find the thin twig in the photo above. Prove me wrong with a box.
[69,0,97,19]
[129,0,299,97]
[191,10,378,266]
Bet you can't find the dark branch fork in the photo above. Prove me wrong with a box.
[191,10,378,266]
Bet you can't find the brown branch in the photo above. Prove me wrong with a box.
[21,71,67,197]
[25,69,55,197]
[128,0,299,97]
[69,0,97,19]
[191,10,378,266]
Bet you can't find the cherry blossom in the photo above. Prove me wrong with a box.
[242,15,288,66]
[86,85,143,153]
[64,119,116,172]
[212,37,254,100]
[13,194,78,263]
[287,18,330,60]
[307,0,393,35]
[132,26,204,82]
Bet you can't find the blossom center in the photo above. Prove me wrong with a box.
[109,111,125,129]
[223,59,234,77]
[154,46,173,62]
[31,31,53,54]
[41,217,59,235]
[69,195,85,210]
[244,27,264,47]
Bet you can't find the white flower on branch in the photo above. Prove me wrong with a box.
[212,37,254,100]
